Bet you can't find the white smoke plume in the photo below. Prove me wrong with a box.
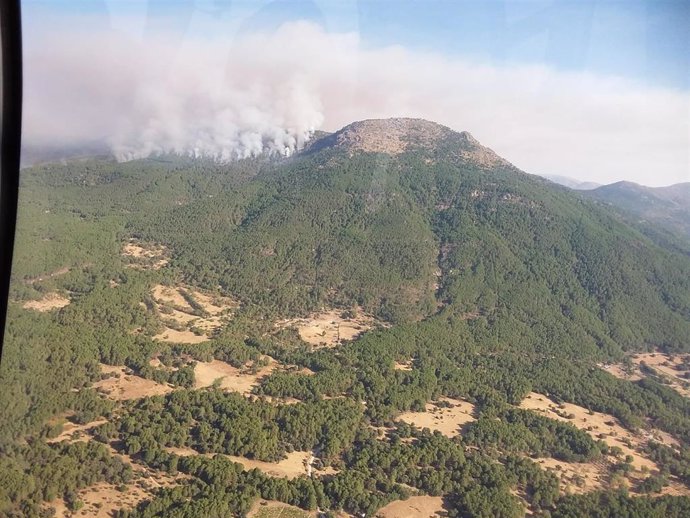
[25,23,332,161]
[23,21,690,185]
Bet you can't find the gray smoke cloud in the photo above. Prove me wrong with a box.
[23,21,690,185]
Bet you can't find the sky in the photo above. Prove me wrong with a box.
[21,0,690,186]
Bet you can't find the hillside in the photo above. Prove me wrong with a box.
[2,118,690,518]
[585,181,690,240]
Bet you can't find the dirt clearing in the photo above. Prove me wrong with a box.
[46,419,107,444]
[278,308,380,347]
[600,352,690,398]
[522,393,690,497]
[22,292,70,311]
[150,284,238,344]
[535,457,608,494]
[394,360,414,371]
[634,353,690,398]
[122,240,169,270]
[227,451,311,479]
[93,364,173,400]
[599,362,643,381]
[248,500,315,518]
[397,397,476,438]
[519,392,669,470]
[377,495,445,518]
[153,328,209,344]
[194,358,277,395]
[166,447,315,479]
[46,474,183,518]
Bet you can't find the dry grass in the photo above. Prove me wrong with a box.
[278,308,379,348]
[23,292,70,311]
[519,393,690,497]
[600,352,690,398]
[535,456,690,497]
[520,392,666,470]
[166,447,315,479]
[150,284,237,344]
[45,439,187,518]
[247,500,316,518]
[153,328,209,344]
[397,397,476,438]
[599,363,643,381]
[535,457,609,495]
[48,483,149,518]
[376,496,446,518]
[46,475,184,518]
[152,284,192,310]
[227,451,311,479]
[194,358,276,395]
[93,364,173,400]
[46,419,108,444]
[122,240,169,270]
[634,353,690,398]
[394,360,414,371]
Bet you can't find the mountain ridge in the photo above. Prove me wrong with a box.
[305,117,513,169]
[585,180,690,239]
[543,174,601,190]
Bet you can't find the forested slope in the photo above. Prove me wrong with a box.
[1,118,690,518]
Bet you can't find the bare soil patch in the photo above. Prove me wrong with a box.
[518,392,689,496]
[248,500,315,518]
[535,457,609,495]
[397,397,476,438]
[278,308,379,348]
[46,419,107,444]
[535,456,690,497]
[376,495,445,518]
[45,440,188,518]
[150,284,238,344]
[153,328,209,344]
[194,358,276,395]
[152,284,193,310]
[599,352,690,398]
[165,447,314,479]
[227,451,311,479]
[23,292,70,312]
[93,364,173,400]
[520,392,667,471]
[599,362,643,381]
[122,240,169,270]
[394,360,414,371]
[164,446,200,456]
[47,475,184,518]
[634,353,690,398]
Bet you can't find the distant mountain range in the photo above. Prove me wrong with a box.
[584,181,690,239]
[541,174,690,240]
[543,175,601,190]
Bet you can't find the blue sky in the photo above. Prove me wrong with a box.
[26,0,690,90]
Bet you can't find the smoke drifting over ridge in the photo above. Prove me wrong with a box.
[25,23,332,161]
[23,22,690,185]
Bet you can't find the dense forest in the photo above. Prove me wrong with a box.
[1,119,690,517]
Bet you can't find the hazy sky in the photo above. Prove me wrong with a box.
[22,0,690,186]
